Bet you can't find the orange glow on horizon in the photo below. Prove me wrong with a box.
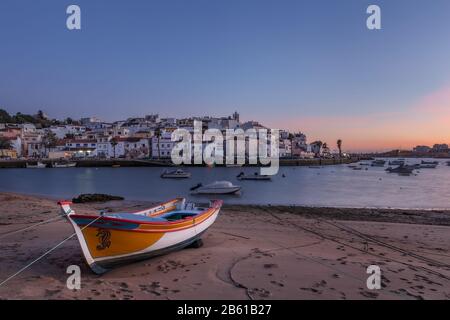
[264,85,450,152]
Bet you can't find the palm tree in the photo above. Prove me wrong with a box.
[337,139,342,158]
[42,131,58,157]
[154,128,161,159]
[111,137,118,158]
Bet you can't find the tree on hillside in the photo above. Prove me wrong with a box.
[0,109,12,123]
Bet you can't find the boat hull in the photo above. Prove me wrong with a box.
[161,174,191,179]
[192,187,241,194]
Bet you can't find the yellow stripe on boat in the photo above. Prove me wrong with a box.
[81,227,165,258]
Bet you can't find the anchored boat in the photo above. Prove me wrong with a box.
[236,172,271,181]
[52,161,77,168]
[190,181,241,195]
[386,164,414,175]
[58,198,222,274]
[25,161,46,168]
[371,159,386,167]
[160,169,191,179]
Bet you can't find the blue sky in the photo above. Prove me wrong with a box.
[1,0,450,151]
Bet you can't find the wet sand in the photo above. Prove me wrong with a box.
[0,192,449,300]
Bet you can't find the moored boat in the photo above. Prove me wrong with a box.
[58,198,222,274]
[371,159,386,167]
[388,160,405,166]
[190,181,241,195]
[386,164,414,175]
[52,161,77,168]
[160,169,191,179]
[236,172,271,181]
[421,160,439,165]
[419,163,438,169]
[26,161,46,168]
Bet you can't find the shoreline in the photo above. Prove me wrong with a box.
[0,158,358,168]
[1,192,449,300]
[1,190,450,215]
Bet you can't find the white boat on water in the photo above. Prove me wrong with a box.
[161,169,191,179]
[419,163,438,169]
[26,162,46,168]
[389,160,405,166]
[190,181,241,195]
[421,160,439,165]
[236,172,271,181]
[52,161,77,168]
[371,159,386,167]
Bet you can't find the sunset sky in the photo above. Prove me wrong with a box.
[0,0,449,152]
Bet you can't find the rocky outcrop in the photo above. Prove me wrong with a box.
[72,194,124,203]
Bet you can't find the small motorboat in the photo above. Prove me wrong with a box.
[419,163,438,169]
[26,161,46,168]
[421,160,438,165]
[160,169,191,179]
[371,160,386,167]
[359,162,371,166]
[236,172,271,181]
[58,198,222,274]
[352,167,363,171]
[190,181,241,195]
[388,160,405,166]
[386,164,414,175]
[447,161,450,167]
[52,161,77,168]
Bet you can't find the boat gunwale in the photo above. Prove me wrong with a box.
[67,200,223,227]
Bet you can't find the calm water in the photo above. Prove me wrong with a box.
[1,159,449,209]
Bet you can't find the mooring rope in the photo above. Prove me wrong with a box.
[0,215,64,239]
[0,215,103,288]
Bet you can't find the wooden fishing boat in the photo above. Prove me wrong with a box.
[58,198,222,274]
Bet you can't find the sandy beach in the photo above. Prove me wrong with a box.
[0,192,449,300]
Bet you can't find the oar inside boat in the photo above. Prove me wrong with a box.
[58,198,223,274]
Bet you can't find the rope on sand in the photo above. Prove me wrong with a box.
[0,215,64,239]
[0,215,103,288]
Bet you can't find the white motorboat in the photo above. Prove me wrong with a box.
[371,159,386,167]
[26,162,46,168]
[421,160,439,165]
[388,160,405,166]
[419,163,437,169]
[236,172,271,181]
[52,161,77,168]
[161,169,191,179]
[190,181,241,195]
